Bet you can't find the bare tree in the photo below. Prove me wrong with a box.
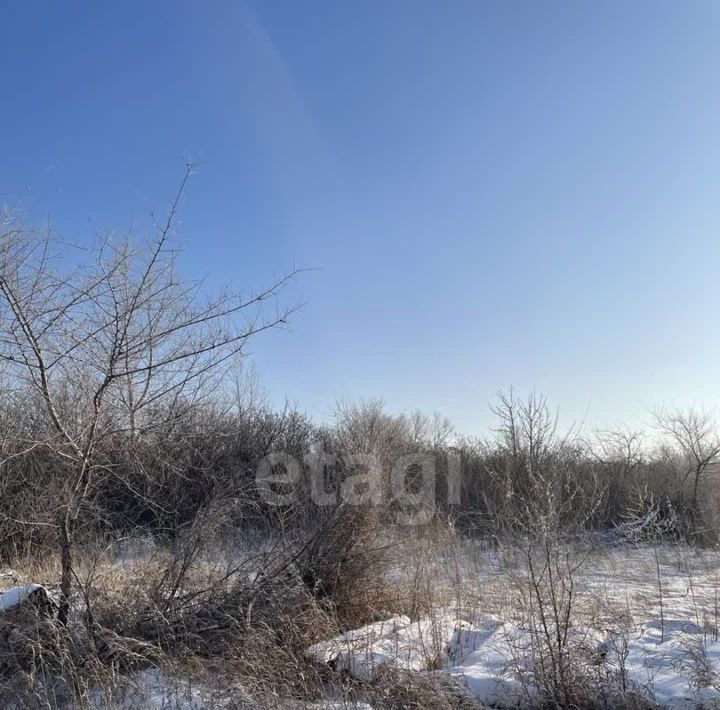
[591,427,644,526]
[487,391,604,706]
[0,166,298,623]
[654,407,720,520]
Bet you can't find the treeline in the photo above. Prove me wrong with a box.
[1,388,718,561]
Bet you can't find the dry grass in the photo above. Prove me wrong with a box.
[366,666,483,709]
[5,519,717,709]
[0,504,418,708]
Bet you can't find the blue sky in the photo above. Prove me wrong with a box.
[2,0,720,434]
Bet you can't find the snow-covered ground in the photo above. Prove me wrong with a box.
[309,543,720,708]
[7,540,720,708]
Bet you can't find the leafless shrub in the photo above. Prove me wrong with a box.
[590,427,645,529]
[653,407,720,538]
[672,632,719,693]
[485,391,606,707]
[70,514,346,705]
[293,504,396,629]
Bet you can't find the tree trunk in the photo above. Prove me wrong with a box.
[692,466,702,525]
[58,518,73,626]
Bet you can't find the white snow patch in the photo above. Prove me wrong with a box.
[311,605,720,707]
[309,611,478,680]
[0,583,45,610]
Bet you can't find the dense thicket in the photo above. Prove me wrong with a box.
[0,390,717,563]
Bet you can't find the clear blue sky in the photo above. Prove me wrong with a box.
[2,1,720,434]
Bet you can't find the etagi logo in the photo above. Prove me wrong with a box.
[255,451,462,525]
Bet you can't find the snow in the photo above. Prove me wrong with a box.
[308,612,529,706]
[0,583,45,610]
[8,541,720,708]
[309,612,479,679]
[312,609,720,707]
[309,544,720,708]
